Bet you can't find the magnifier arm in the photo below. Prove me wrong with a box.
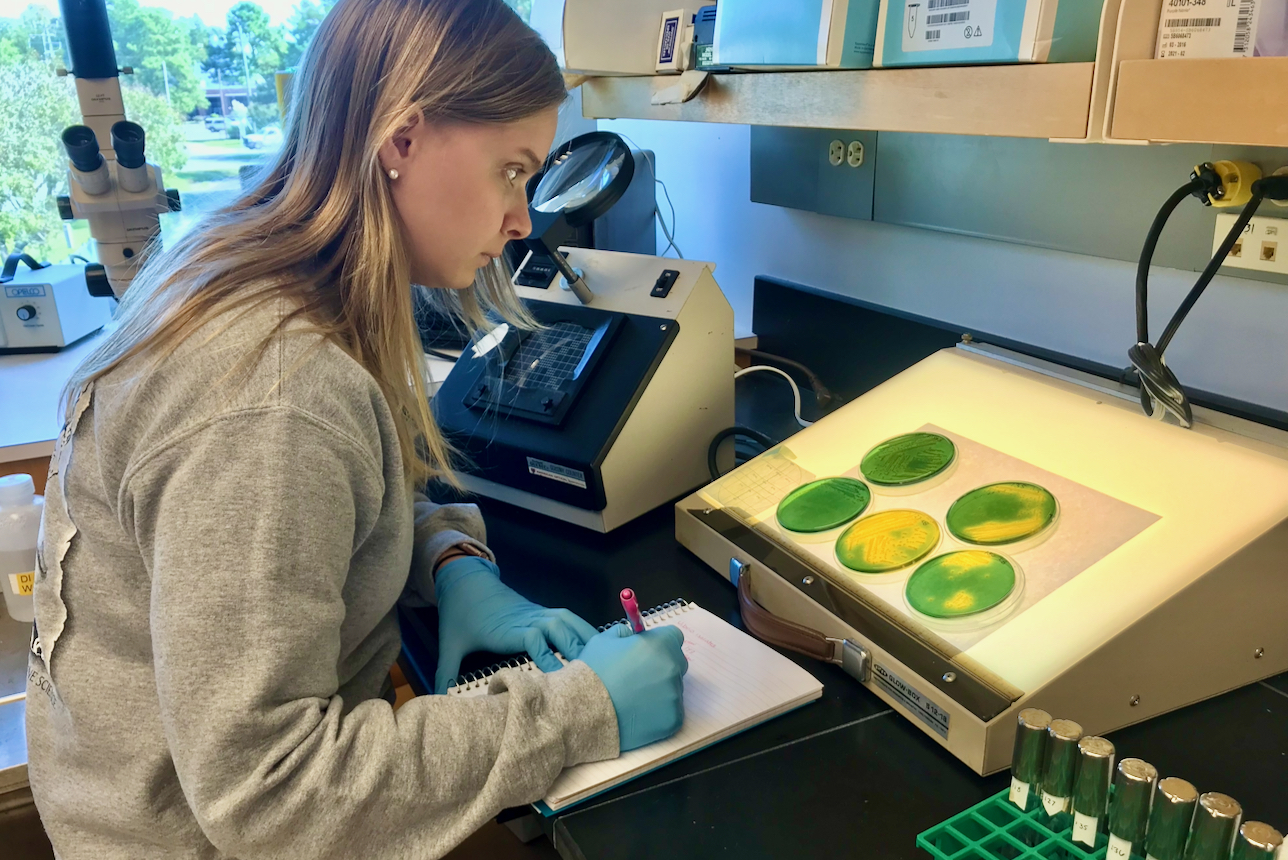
[525,237,594,305]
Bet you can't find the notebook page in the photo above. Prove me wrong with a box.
[541,602,822,809]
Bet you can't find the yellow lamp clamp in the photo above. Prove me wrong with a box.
[1198,160,1262,208]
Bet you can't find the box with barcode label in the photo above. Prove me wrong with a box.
[1156,0,1288,58]
[873,0,1105,67]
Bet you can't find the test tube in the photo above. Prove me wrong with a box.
[1108,758,1159,860]
[1009,708,1052,811]
[1231,822,1283,860]
[1182,793,1243,860]
[1071,736,1115,847]
[1040,718,1083,817]
[1145,777,1200,860]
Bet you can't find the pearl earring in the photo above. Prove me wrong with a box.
[388,169,399,180]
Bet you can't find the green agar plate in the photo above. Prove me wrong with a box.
[836,510,940,573]
[860,433,956,487]
[906,551,1017,619]
[776,477,872,534]
[946,482,1058,546]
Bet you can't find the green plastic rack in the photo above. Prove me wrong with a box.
[918,788,1116,860]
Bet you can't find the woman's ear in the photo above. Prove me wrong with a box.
[377,111,424,175]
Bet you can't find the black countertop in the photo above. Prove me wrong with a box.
[399,496,1288,860]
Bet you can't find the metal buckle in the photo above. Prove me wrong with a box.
[828,637,871,683]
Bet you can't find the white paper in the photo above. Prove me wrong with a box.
[1009,776,1031,809]
[902,0,997,52]
[1073,812,1099,847]
[1042,791,1069,816]
[1108,834,1133,860]
[1156,0,1260,58]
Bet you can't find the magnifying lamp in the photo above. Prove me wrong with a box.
[525,131,635,305]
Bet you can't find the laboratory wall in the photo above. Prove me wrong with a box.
[598,118,1288,414]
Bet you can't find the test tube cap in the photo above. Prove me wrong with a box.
[1012,708,1052,785]
[1071,736,1115,817]
[1146,777,1200,860]
[1109,758,1159,843]
[1040,719,1083,799]
[1232,822,1284,860]
[1182,793,1243,860]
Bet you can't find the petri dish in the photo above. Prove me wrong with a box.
[860,432,957,489]
[835,509,940,574]
[947,482,1059,546]
[905,550,1020,621]
[776,477,872,534]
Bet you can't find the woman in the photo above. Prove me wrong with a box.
[26,0,688,856]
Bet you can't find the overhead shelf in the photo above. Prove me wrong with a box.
[582,63,1096,140]
[1109,57,1288,147]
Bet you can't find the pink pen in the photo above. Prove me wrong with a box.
[619,588,646,634]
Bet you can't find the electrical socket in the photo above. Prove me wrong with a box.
[828,140,844,167]
[1215,213,1288,275]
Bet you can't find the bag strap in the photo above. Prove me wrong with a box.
[0,252,48,284]
[735,563,836,662]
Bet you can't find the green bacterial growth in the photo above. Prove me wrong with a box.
[860,433,956,487]
[906,551,1017,619]
[946,482,1058,546]
[776,477,872,533]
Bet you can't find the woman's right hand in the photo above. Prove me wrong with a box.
[577,624,689,752]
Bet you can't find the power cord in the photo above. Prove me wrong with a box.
[615,132,684,259]
[707,425,778,479]
[735,365,814,428]
[735,347,837,409]
[1130,165,1288,427]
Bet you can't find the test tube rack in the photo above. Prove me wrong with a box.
[918,788,1111,860]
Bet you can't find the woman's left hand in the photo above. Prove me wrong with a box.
[432,556,599,694]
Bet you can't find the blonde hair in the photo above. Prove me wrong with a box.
[65,0,566,486]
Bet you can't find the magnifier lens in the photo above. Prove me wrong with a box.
[532,140,628,214]
[111,121,147,170]
[62,125,103,173]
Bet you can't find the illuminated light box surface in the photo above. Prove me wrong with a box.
[700,350,1288,694]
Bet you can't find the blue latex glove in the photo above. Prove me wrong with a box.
[577,623,689,752]
[434,557,598,694]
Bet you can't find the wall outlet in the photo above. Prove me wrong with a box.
[828,140,844,167]
[1215,213,1288,275]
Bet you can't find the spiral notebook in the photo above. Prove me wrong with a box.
[447,599,824,813]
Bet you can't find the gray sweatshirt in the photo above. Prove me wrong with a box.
[25,301,619,859]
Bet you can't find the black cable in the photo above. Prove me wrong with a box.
[708,425,778,480]
[1135,179,1204,344]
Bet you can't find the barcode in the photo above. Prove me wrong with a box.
[925,29,941,41]
[1233,0,1254,53]
[1164,17,1220,27]
[927,11,969,25]
[927,0,969,9]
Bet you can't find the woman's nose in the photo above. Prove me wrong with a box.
[505,201,532,241]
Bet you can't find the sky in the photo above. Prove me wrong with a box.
[0,0,299,27]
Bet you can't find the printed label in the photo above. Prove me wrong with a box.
[4,285,46,298]
[1157,0,1259,58]
[902,0,996,52]
[1042,791,1069,816]
[873,662,950,739]
[659,15,680,63]
[1008,777,1031,810]
[1073,812,1099,847]
[1108,834,1133,860]
[526,457,588,489]
[8,571,34,597]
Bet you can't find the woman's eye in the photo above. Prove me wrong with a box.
[505,167,520,184]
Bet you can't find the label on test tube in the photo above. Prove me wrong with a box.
[1074,812,1100,847]
[1009,777,1031,809]
[1043,792,1070,816]
[1109,835,1134,860]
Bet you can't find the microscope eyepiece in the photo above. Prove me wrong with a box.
[62,125,104,173]
[111,121,146,169]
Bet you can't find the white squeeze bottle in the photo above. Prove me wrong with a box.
[0,474,43,623]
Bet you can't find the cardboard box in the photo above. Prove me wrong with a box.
[714,0,881,69]
[532,0,686,75]
[1155,0,1288,58]
[873,0,1105,67]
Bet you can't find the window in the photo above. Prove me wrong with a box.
[0,0,530,263]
